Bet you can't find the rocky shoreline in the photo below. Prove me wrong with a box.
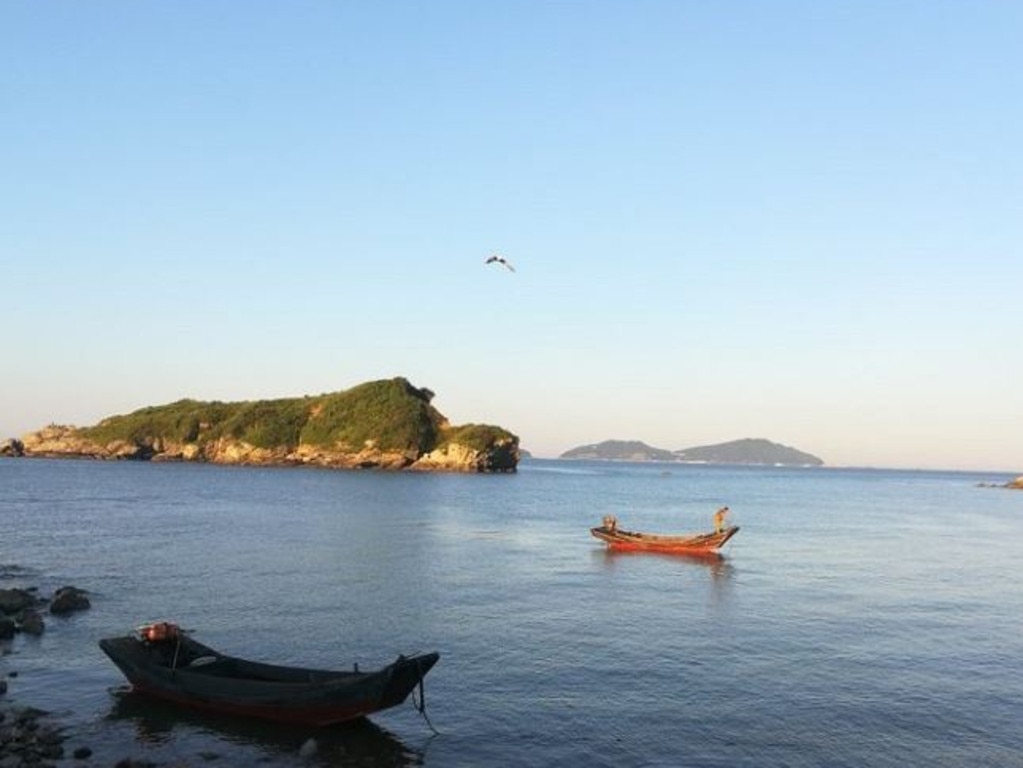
[2,424,518,474]
[0,582,188,768]
[976,475,1023,489]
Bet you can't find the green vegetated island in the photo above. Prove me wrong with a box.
[2,378,519,473]
[560,438,825,466]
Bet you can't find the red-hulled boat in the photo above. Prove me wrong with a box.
[590,515,740,554]
[99,622,439,726]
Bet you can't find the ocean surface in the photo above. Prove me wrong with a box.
[1,457,1021,767]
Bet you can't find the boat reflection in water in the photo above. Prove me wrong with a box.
[594,545,736,578]
[107,687,426,768]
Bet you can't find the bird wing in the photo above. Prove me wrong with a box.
[485,254,515,271]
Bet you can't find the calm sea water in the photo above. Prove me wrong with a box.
[1,458,1021,767]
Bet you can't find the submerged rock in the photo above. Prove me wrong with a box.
[49,586,90,615]
[19,609,45,636]
[0,589,37,616]
[0,706,67,765]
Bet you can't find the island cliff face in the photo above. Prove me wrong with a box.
[6,378,519,473]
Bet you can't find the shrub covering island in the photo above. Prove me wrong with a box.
[9,378,519,473]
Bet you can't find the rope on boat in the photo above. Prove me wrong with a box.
[170,633,182,680]
[411,657,439,735]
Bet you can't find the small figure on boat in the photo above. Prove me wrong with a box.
[713,506,730,533]
[602,514,618,533]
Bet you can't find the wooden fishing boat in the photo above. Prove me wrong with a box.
[99,622,439,726]
[590,516,740,554]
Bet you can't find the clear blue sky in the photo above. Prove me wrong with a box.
[3,2,1021,471]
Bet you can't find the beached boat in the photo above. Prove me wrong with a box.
[590,516,740,554]
[99,622,439,726]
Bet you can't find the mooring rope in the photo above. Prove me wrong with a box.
[411,658,439,735]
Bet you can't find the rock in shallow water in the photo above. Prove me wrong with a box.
[49,586,90,615]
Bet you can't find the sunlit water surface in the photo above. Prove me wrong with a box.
[2,458,1021,767]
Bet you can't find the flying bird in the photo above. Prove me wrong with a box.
[485,254,515,272]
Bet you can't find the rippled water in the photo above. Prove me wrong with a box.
[2,458,1022,766]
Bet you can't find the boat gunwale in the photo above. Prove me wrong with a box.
[590,524,740,551]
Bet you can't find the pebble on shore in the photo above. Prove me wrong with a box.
[0,706,67,766]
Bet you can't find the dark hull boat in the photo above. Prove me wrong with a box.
[591,519,740,554]
[99,623,439,726]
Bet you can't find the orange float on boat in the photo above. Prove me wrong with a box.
[139,622,180,643]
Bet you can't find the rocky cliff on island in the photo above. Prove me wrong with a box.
[4,378,519,473]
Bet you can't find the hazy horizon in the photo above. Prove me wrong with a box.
[5,398,1019,474]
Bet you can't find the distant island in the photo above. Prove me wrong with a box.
[1,378,519,473]
[561,440,677,462]
[561,437,823,466]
